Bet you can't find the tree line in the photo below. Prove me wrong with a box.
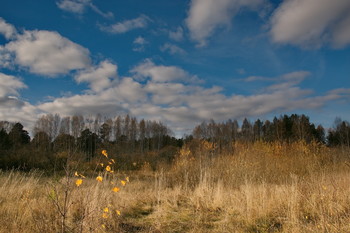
[0,113,350,171]
[0,114,182,171]
[192,114,350,151]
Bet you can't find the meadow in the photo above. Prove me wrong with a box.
[0,141,349,233]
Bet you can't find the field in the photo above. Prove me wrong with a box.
[0,141,349,233]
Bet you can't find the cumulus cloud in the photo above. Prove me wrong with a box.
[38,77,147,117]
[99,15,149,34]
[75,60,117,92]
[145,82,189,106]
[32,61,350,135]
[0,18,17,40]
[57,0,114,19]
[3,30,91,76]
[112,77,147,103]
[1,16,349,135]
[186,0,262,47]
[0,97,39,128]
[0,73,27,97]
[160,43,187,55]
[0,46,13,68]
[38,93,126,117]
[270,0,350,48]
[332,13,350,48]
[131,59,200,83]
[0,73,39,130]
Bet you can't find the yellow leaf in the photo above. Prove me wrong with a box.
[110,159,115,164]
[75,179,83,187]
[74,171,79,177]
[96,176,103,182]
[125,177,129,182]
[102,150,108,158]
[112,187,120,192]
[121,180,126,186]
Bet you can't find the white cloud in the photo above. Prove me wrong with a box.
[145,82,189,106]
[186,0,262,47]
[31,64,350,135]
[160,43,187,55]
[75,60,117,92]
[38,93,126,117]
[131,59,200,83]
[0,18,17,40]
[133,36,147,45]
[245,71,310,83]
[0,73,27,97]
[169,27,184,41]
[0,46,13,68]
[4,30,91,76]
[112,77,147,103]
[245,71,312,92]
[37,77,147,117]
[57,0,113,19]
[133,36,147,52]
[0,73,38,130]
[89,3,114,19]
[270,0,350,48]
[57,0,90,14]
[1,15,349,135]
[100,15,149,34]
[0,97,39,129]
[332,13,350,48]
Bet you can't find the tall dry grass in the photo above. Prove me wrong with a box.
[0,141,349,232]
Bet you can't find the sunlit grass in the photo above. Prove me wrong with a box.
[0,141,349,232]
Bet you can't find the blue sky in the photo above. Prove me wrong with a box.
[0,0,350,136]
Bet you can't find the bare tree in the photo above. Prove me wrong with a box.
[59,117,71,135]
[71,115,84,139]
[139,119,146,153]
[114,116,122,142]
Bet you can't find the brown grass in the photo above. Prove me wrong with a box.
[0,141,349,232]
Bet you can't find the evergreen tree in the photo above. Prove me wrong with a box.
[8,123,30,147]
[53,133,76,153]
[99,123,112,142]
[78,129,100,160]
[0,128,11,150]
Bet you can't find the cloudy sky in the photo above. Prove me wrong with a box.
[1,0,350,136]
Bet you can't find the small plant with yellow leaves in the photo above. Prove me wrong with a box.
[74,171,86,187]
[92,149,130,226]
[102,149,108,158]
[46,149,130,233]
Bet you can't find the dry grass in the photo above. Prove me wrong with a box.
[0,141,350,232]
